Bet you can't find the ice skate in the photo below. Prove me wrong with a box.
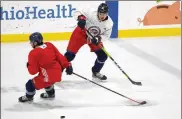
[92,72,107,81]
[40,93,55,99]
[18,95,33,103]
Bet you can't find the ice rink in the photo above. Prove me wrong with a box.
[1,36,181,119]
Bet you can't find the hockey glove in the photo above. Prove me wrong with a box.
[66,63,73,75]
[26,62,29,68]
[77,15,86,29]
[91,36,101,45]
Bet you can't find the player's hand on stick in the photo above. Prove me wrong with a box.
[77,15,86,29]
[66,63,73,75]
[91,36,101,45]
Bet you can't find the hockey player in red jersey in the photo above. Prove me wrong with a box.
[19,32,73,102]
[64,3,113,81]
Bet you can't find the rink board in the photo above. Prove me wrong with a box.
[1,1,181,43]
[1,27,181,43]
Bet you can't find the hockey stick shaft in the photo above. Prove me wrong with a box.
[100,47,140,84]
[101,47,130,79]
[73,72,143,104]
[86,30,142,85]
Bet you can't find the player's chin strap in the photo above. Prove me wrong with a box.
[73,72,147,105]
[86,30,142,86]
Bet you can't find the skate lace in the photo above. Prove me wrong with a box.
[22,96,28,100]
[43,93,49,98]
[96,72,104,78]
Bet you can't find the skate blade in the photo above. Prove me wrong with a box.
[40,97,55,101]
[18,100,33,103]
[92,77,107,82]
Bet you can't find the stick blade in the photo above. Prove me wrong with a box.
[124,100,147,106]
[133,81,142,86]
[140,101,147,105]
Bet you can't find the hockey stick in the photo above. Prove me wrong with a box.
[86,30,142,86]
[73,72,146,105]
[72,11,142,86]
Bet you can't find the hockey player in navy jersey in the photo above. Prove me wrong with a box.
[64,3,113,81]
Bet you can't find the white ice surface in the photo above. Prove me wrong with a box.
[1,37,181,119]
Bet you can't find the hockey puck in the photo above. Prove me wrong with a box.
[60,116,65,119]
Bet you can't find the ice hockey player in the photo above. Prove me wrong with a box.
[18,32,73,102]
[64,3,113,81]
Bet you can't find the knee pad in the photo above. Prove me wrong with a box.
[64,51,76,62]
[45,85,55,95]
[95,50,108,62]
[25,79,36,97]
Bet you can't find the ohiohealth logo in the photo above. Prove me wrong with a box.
[0,4,76,20]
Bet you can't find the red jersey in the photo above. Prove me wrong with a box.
[27,42,69,83]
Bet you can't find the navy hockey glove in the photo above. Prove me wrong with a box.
[26,62,29,67]
[66,64,73,75]
[91,36,101,45]
[77,15,86,29]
